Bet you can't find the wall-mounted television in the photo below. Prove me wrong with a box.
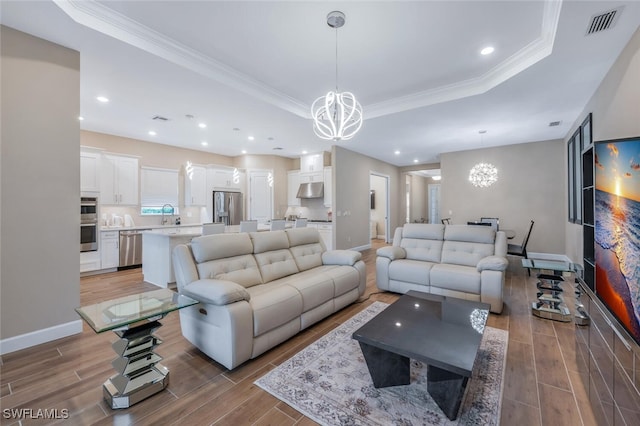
[594,136,640,345]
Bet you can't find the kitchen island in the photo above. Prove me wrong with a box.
[142,227,203,288]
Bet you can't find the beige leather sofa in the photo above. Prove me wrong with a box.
[376,224,507,313]
[172,227,366,369]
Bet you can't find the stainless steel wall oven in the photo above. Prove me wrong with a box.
[81,196,98,252]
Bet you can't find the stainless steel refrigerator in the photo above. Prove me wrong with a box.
[213,191,243,226]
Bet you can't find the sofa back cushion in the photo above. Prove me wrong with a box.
[441,225,496,267]
[197,255,263,288]
[251,230,299,282]
[191,233,253,262]
[286,228,325,271]
[399,223,445,262]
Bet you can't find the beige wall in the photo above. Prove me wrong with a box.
[1,27,81,343]
[440,139,565,255]
[408,174,429,223]
[564,27,640,263]
[333,146,401,249]
[81,131,296,225]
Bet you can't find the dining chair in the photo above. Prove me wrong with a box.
[480,217,499,231]
[508,220,535,275]
[202,222,225,235]
[441,218,451,225]
[270,219,286,231]
[294,218,307,228]
[239,220,258,233]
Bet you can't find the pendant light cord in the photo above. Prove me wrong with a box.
[335,27,339,92]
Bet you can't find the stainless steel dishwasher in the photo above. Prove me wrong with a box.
[119,229,151,268]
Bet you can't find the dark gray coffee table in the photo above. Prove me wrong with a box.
[352,291,490,420]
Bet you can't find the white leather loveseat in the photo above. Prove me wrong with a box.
[172,227,366,369]
[376,224,507,313]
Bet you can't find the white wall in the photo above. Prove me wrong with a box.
[441,139,565,255]
[1,26,81,347]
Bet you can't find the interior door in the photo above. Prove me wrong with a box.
[429,184,441,224]
[249,170,273,222]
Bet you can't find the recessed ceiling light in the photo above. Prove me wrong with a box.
[248,136,255,141]
[78,116,84,121]
[241,150,247,154]
[148,131,156,136]
[198,123,207,129]
[302,150,308,154]
[413,159,419,163]
[96,96,109,103]
[201,141,208,146]
[432,175,442,181]
[480,46,495,55]
[394,150,400,155]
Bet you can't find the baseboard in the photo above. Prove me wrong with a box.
[0,320,83,355]
[350,243,371,251]
[527,252,572,262]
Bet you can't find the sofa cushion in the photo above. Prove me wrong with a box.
[321,265,361,297]
[247,283,303,336]
[289,244,324,271]
[254,249,299,283]
[286,227,322,246]
[430,263,481,294]
[444,225,495,244]
[251,230,290,253]
[182,279,250,305]
[389,259,436,286]
[441,240,495,267]
[401,239,443,263]
[322,250,362,266]
[402,223,445,240]
[191,233,253,263]
[196,254,263,288]
[270,270,334,312]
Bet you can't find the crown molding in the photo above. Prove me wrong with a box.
[365,0,562,118]
[54,0,562,121]
[53,0,312,118]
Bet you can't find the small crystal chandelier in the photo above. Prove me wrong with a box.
[311,11,363,141]
[469,162,498,187]
[469,130,498,187]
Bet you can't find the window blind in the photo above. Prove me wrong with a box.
[140,167,178,206]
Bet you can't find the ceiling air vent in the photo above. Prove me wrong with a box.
[152,115,169,121]
[587,8,621,35]
[549,121,561,127]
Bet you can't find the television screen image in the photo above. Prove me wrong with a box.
[594,137,640,345]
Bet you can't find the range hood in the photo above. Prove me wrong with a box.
[297,182,324,199]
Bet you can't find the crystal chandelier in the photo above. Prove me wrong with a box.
[469,162,498,187]
[311,11,363,141]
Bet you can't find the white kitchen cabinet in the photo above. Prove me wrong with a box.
[300,153,323,173]
[101,230,119,269]
[210,167,242,190]
[323,167,332,207]
[80,149,101,193]
[80,250,101,273]
[317,223,333,250]
[298,172,323,183]
[184,165,207,206]
[101,154,139,205]
[287,170,301,206]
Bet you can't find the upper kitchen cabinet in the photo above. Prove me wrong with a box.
[300,153,323,174]
[80,148,101,193]
[209,166,243,191]
[184,164,207,206]
[101,154,139,205]
[323,167,332,207]
[287,170,301,206]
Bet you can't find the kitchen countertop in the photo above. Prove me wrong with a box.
[100,223,203,232]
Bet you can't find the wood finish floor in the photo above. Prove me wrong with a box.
[0,240,597,425]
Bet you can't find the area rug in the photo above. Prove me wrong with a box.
[255,302,507,425]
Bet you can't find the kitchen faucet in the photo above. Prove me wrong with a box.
[161,204,175,225]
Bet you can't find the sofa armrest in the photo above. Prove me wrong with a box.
[376,246,406,261]
[477,256,509,272]
[322,250,362,266]
[182,279,250,306]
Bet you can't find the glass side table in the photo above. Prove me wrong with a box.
[75,288,198,409]
[522,259,576,322]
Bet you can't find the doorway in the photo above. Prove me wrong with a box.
[248,169,273,222]
[370,172,390,243]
